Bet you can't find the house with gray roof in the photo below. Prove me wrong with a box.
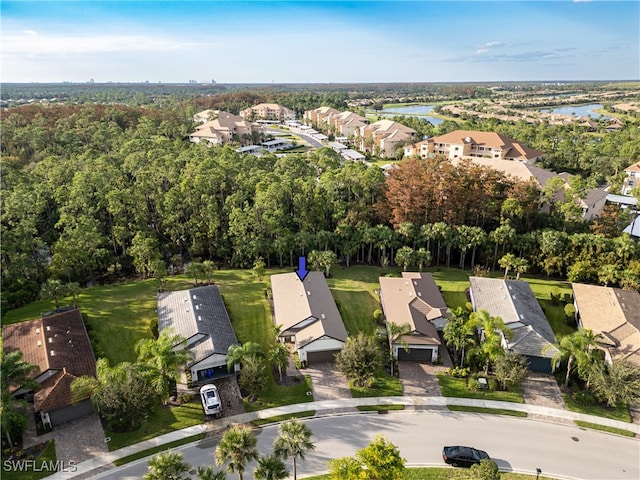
[378,273,448,363]
[271,272,348,365]
[468,277,559,372]
[157,285,239,384]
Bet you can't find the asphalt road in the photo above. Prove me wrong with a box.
[94,411,639,480]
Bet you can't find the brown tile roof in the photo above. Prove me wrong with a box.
[378,273,447,345]
[430,130,543,161]
[572,283,640,365]
[35,369,83,412]
[625,161,640,173]
[2,308,96,412]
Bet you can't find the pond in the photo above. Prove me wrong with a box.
[378,104,443,125]
[540,103,611,119]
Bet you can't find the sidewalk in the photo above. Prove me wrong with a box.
[47,396,640,480]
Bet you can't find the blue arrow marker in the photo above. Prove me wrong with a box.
[295,256,309,282]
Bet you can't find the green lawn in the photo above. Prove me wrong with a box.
[437,373,524,403]
[447,405,527,417]
[304,468,556,480]
[350,372,404,398]
[573,420,635,437]
[243,375,314,413]
[105,400,205,451]
[113,433,206,466]
[563,394,632,423]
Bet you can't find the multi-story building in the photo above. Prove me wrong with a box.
[304,106,341,127]
[240,103,296,122]
[327,111,368,137]
[356,119,417,158]
[405,130,544,165]
[622,161,640,196]
[189,111,263,146]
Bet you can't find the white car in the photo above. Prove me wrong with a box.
[200,384,222,417]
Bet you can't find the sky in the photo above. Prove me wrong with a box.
[1,0,639,83]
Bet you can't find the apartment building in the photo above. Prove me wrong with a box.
[189,111,263,146]
[622,161,640,196]
[240,103,296,122]
[405,130,544,165]
[357,119,418,158]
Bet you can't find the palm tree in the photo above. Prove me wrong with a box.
[0,388,28,447]
[226,342,266,373]
[471,309,513,375]
[443,310,478,368]
[135,327,193,404]
[1,348,39,393]
[143,450,191,480]
[196,465,228,480]
[545,329,600,388]
[40,278,65,309]
[254,454,289,480]
[498,253,517,279]
[202,260,217,285]
[386,322,412,375]
[65,281,81,307]
[394,246,415,271]
[415,248,432,272]
[273,420,315,480]
[215,425,259,480]
[270,342,290,382]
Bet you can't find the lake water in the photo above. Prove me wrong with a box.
[540,104,611,119]
[379,105,443,125]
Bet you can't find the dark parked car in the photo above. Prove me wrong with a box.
[442,445,490,467]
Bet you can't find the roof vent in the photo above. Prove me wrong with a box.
[50,350,56,356]
[46,325,51,332]
[198,315,202,322]
[184,297,188,302]
[307,291,311,296]
[48,337,53,344]
[195,305,200,310]
[413,281,418,285]
[36,328,40,334]
[417,292,422,297]
[321,314,326,319]
[193,294,197,299]
[37,340,42,347]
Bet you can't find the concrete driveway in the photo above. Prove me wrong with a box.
[304,362,351,402]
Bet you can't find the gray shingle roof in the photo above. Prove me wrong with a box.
[157,285,238,366]
[469,277,557,358]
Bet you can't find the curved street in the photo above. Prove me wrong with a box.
[92,410,639,480]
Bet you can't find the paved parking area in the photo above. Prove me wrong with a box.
[399,362,447,397]
[53,414,108,467]
[304,362,352,402]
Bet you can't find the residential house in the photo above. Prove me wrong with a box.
[357,119,418,158]
[193,109,218,123]
[2,308,96,427]
[240,103,296,122]
[271,272,348,365]
[189,111,262,146]
[571,283,640,367]
[378,272,448,362]
[468,277,559,372]
[408,130,544,164]
[622,161,640,196]
[157,285,239,383]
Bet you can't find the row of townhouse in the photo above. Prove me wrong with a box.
[304,106,419,158]
[240,103,296,123]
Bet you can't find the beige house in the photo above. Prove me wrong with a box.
[189,111,262,146]
[622,161,640,196]
[193,109,218,123]
[406,130,544,165]
[378,272,447,362]
[271,272,348,365]
[572,283,640,367]
[240,103,296,122]
[357,119,418,158]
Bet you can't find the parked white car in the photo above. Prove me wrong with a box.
[200,384,222,418]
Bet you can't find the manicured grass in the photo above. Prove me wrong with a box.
[437,373,524,403]
[1,440,57,480]
[350,372,403,398]
[105,400,205,451]
[243,375,314,413]
[447,405,527,417]
[563,395,632,423]
[356,404,405,412]
[112,433,206,466]
[303,468,556,479]
[251,410,316,427]
[574,420,635,437]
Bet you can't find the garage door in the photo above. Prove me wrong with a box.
[306,349,340,364]
[398,348,433,362]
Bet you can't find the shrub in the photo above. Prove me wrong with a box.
[573,390,597,406]
[448,366,470,378]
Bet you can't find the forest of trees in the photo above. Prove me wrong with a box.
[2,86,639,312]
